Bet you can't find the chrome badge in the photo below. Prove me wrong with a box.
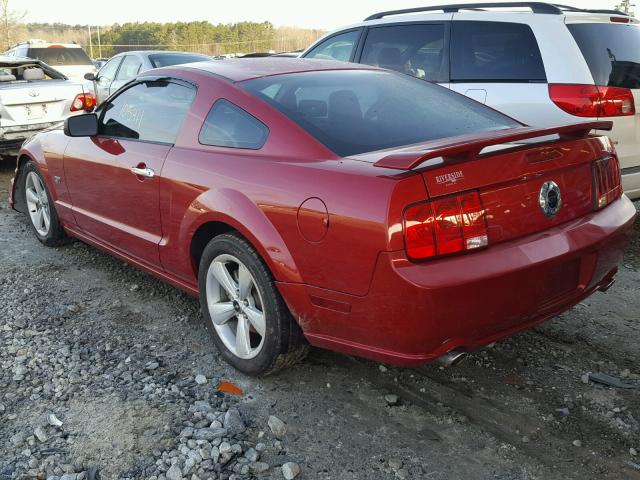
[28,90,39,98]
[539,181,562,217]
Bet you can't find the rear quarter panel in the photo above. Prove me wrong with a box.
[157,70,428,296]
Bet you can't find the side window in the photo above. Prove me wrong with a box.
[361,24,447,82]
[199,99,268,149]
[98,57,122,82]
[99,81,196,143]
[115,55,143,81]
[451,21,546,82]
[304,30,360,62]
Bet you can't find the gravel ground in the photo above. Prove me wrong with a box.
[1,160,639,480]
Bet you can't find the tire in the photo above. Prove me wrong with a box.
[198,233,308,376]
[21,161,69,247]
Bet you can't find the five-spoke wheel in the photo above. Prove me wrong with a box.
[206,254,266,359]
[198,233,308,375]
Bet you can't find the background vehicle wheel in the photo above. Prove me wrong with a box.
[22,161,69,247]
[198,233,308,376]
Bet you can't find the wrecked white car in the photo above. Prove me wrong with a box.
[0,56,95,157]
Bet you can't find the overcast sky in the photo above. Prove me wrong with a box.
[17,0,627,30]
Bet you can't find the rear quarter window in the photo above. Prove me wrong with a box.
[568,23,640,88]
[199,99,269,149]
[451,21,546,82]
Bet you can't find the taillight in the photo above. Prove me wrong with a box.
[70,93,96,112]
[403,190,488,260]
[592,156,622,209]
[549,84,635,117]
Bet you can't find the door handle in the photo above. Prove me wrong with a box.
[131,166,155,178]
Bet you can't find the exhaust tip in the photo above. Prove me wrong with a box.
[437,349,467,367]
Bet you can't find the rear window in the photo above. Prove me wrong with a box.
[451,21,546,82]
[568,23,640,89]
[240,70,520,157]
[26,47,92,66]
[148,53,210,68]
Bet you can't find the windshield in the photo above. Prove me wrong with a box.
[27,47,93,66]
[148,53,210,68]
[568,23,640,88]
[240,70,520,157]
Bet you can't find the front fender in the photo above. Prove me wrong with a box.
[11,142,47,213]
[180,187,303,284]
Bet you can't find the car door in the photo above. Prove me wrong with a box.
[94,56,123,104]
[109,54,143,96]
[63,78,196,267]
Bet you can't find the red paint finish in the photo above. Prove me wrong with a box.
[11,61,636,366]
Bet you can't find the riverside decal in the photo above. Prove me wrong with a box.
[435,170,464,185]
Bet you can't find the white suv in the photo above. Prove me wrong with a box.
[301,2,640,199]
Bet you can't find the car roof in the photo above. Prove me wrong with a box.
[181,57,379,82]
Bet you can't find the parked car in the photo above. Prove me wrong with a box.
[5,40,95,82]
[0,56,95,158]
[10,59,635,375]
[301,2,640,200]
[86,50,211,104]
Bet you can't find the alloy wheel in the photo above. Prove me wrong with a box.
[25,171,51,237]
[205,254,266,359]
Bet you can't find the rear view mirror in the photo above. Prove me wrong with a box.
[84,72,96,81]
[64,113,98,137]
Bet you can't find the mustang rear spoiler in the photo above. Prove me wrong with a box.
[373,121,613,170]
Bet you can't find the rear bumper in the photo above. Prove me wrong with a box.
[280,196,636,365]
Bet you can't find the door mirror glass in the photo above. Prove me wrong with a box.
[64,113,98,137]
[84,72,96,81]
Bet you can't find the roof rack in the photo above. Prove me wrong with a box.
[552,4,628,16]
[364,2,630,21]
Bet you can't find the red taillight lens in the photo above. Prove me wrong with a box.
[598,86,635,116]
[593,156,622,209]
[403,190,488,260]
[549,84,635,117]
[70,93,96,112]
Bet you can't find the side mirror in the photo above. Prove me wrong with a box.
[64,113,98,137]
[84,72,96,81]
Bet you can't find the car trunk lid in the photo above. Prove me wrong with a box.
[0,80,80,127]
[373,122,615,245]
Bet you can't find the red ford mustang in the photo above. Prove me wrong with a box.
[10,59,636,375]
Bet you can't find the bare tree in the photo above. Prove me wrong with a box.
[0,0,26,50]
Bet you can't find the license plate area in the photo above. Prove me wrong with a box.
[25,104,45,120]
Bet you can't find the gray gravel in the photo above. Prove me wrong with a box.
[1,162,639,480]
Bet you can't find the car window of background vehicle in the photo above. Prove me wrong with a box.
[360,24,447,83]
[242,70,520,157]
[99,81,196,143]
[98,57,122,82]
[568,23,640,89]
[26,47,93,66]
[116,55,143,81]
[450,21,546,82]
[304,30,360,62]
[148,53,211,68]
[199,99,269,149]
